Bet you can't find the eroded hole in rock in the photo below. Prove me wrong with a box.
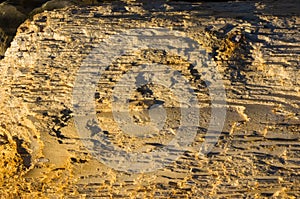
[12,136,31,169]
[50,108,73,140]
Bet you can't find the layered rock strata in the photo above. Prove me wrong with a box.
[0,0,299,198]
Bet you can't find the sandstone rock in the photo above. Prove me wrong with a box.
[0,0,299,197]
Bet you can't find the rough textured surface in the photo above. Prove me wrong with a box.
[0,0,101,56]
[0,0,299,198]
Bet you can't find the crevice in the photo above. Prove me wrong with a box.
[12,136,31,169]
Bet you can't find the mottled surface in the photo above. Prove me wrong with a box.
[0,1,299,198]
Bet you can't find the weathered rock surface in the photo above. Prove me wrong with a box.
[0,0,299,198]
[0,0,101,56]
